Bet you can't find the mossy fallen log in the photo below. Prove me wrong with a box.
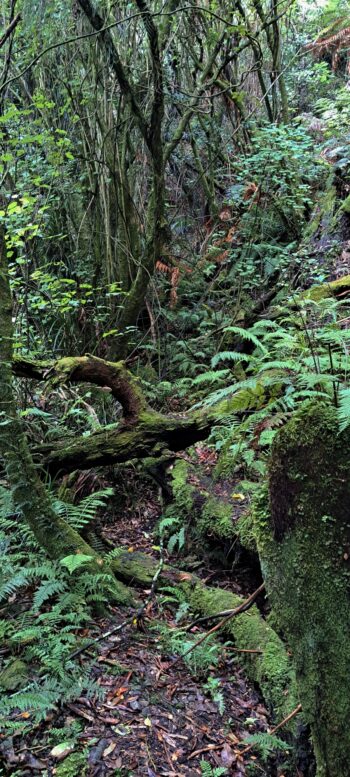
[12,354,216,475]
[110,550,299,728]
[35,409,214,476]
[301,273,350,302]
[13,354,148,420]
[255,402,350,777]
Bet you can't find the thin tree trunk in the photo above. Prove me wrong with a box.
[0,228,132,603]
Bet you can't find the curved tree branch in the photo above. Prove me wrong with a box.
[13,354,147,421]
[12,353,216,475]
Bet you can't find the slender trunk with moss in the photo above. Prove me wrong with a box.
[114,158,166,354]
[236,0,274,123]
[77,0,166,359]
[252,0,289,123]
[255,403,350,776]
[0,229,132,603]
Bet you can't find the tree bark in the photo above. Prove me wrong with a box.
[35,410,214,476]
[256,402,350,777]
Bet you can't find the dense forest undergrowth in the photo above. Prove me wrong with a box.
[2,0,350,775]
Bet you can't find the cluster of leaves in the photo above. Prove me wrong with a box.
[183,294,350,480]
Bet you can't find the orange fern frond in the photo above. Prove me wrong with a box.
[156,260,172,275]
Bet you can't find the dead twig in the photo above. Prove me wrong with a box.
[239,703,303,755]
[187,582,265,629]
[188,743,223,760]
[174,582,265,667]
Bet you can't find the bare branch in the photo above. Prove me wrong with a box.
[0,12,21,50]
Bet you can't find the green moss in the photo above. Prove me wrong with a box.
[55,751,87,777]
[160,459,196,534]
[170,460,194,512]
[301,274,350,301]
[236,510,257,552]
[111,550,159,585]
[0,659,28,690]
[186,582,298,726]
[256,403,350,776]
[303,182,336,240]
[198,496,235,540]
[340,194,350,214]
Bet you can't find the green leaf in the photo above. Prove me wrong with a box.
[59,554,94,574]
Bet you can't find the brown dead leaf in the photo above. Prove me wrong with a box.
[103,742,117,758]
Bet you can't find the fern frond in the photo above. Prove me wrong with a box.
[53,488,113,530]
[211,351,251,368]
[33,579,66,611]
[193,369,230,385]
[338,387,350,430]
[223,326,267,353]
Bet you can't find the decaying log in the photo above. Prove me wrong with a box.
[110,550,299,728]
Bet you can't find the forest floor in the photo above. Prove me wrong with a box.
[1,451,286,777]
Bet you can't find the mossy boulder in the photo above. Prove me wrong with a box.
[0,659,28,690]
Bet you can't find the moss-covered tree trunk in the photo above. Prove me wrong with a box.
[0,228,132,603]
[256,403,350,777]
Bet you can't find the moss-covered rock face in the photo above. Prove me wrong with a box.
[255,402,350,777]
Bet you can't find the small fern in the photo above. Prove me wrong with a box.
[200,761,227,777]
[243,732,290,759]
[53,488,113,530]
[211,351,251,368]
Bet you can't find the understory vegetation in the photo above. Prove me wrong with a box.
[1,0,350,775]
